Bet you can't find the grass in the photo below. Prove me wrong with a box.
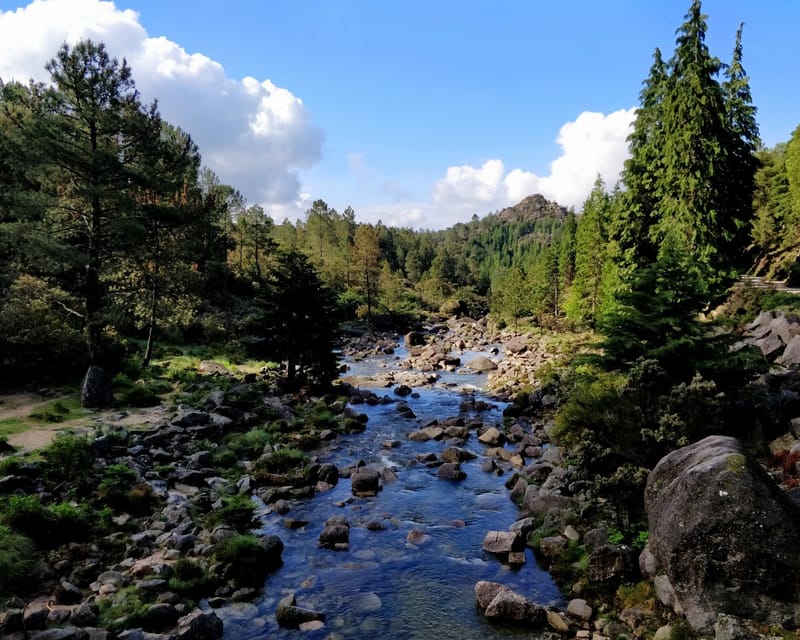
[28,396,84,423]
[0,418,29,439]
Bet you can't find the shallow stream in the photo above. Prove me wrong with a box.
[218,340,563,639]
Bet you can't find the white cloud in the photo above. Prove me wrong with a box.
[433,108,636,217]
[0,0,324,208]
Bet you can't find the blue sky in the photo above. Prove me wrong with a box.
[1,0,797,228]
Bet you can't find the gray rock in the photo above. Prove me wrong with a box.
[714,614,760,640]
[478,427,504,445]
[30,629,88,640]
[586,544,639,584]
[484,589,546,625]
[468,356,498,372]
[437,462,466,481]
[141,604,179,632]
[778,335,800,366]
[646,435,800,632]
[175,611,223,640]
[566,598,592,620]
[70,603,99,628]
[351,467,381,494]
[475,581,508,609]
[482,531,522,555]
[80,366,113,408]
[54,580,83,605]
[275,593,325,628]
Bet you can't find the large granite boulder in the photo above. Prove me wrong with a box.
[80,366,113,408]
[646,435,800,632]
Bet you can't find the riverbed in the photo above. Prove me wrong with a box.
[218,340,563,639]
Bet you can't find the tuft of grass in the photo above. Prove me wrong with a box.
[29,397,84,423]
[0,525,36,595]
[0,418,29,439]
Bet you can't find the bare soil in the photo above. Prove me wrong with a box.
[0,392,170,453]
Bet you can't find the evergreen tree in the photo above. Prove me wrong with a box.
[602,1,759,374]
[567,178,611,325]
[10,41,163,364]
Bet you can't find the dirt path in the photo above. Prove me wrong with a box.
[1,392,171,453]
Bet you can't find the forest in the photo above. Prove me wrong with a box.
[1,5,799,398]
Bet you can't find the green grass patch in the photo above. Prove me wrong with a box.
[0,418,29,438]
[28,396,84,423]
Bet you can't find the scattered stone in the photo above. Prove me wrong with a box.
[275,593,325,628]
[482,531,522,555]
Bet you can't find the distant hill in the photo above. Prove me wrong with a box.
[496,194,569,225]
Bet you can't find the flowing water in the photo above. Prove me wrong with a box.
[218,341,564,639]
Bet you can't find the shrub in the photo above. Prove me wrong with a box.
[208,494,257,533]
[0,495,96,546]
[254,447,307,475]
[42,433,95,492]
[0,525,36,595]
[97,464,138,505]
[225,429,272,459]
[214,534,278,587]
[168,558,216,599]
[0,494,49,540]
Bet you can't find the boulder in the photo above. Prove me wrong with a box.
[80,366,113,408]
[646,435,800,632]
[404,331,426,347]
[478,427,505,446]
[474,581,507,609]
[482,530,522,555]
[483,588,546,626]
[175,611,223,640]
[275,593,325,628]
[437,462,466,481]
[778,335,800,366]
[351,467,381,494]
[468,356,498,372]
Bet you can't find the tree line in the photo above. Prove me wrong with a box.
[2,1,799,393]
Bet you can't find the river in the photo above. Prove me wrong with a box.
[218,339,564,639]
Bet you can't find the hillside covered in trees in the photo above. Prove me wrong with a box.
[0,0,798,396]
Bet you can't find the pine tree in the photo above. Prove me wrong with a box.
[567,177,611,325]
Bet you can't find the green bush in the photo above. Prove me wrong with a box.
[168,558,216,599]
[208,494,257,533]
[0,494,48,541]
[225,429,272,459]
[97,463,138,505]
[42,433,95,491]
[0,525,36,595]
[254,447,306,475]
[0,495,96,546]
[214,534,276,587]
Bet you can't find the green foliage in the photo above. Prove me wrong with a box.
[616,580,656,610]
[224,429,272,459]
[0,494,95,546]
[97,463,138,508]
[0,525,36,595]
[554,358,730,532]
[208,494,257,533]
[254,447,307,475]
[214,533,279,587]
[41,433,95,491]
[168,558,216,599]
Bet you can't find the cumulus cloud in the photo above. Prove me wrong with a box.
[0,0,324,208]
[433,108,636,216]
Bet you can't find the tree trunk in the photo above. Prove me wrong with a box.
[142,279,158,366]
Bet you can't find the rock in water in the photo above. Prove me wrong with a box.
[80,365,113,408]
[645,435,800,632]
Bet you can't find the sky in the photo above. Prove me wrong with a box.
[0,0,798,229]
